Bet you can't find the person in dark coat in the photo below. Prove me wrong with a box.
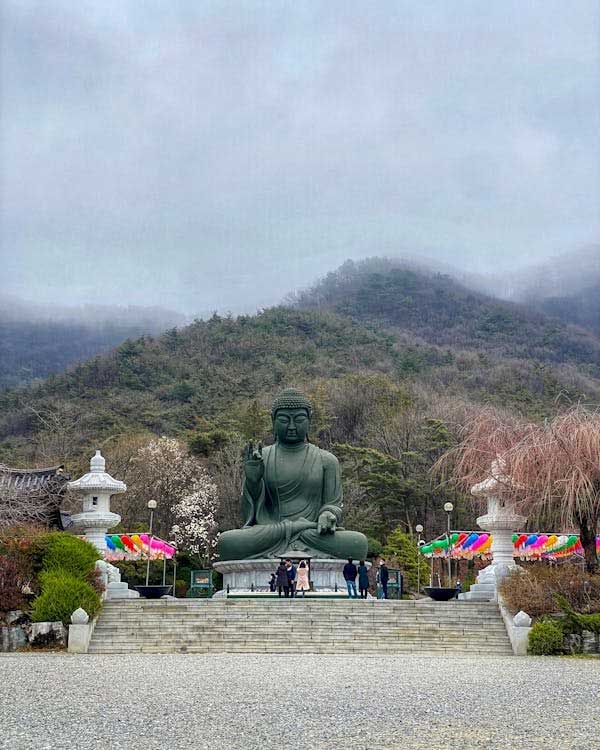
[286,559,297,598]
[269,573,277,592]
[357,560,369,599]
[343,558,358,598]
[378,559,389,599]
[276,561,290,597]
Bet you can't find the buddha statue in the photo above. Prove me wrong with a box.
[218,388,368,561]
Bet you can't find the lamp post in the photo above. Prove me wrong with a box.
[415,524,423,595]
[145,499,157,586]
[444,502,453,586]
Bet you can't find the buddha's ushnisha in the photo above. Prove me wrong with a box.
[218,388,368,561]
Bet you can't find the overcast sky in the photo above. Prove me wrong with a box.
[1,1,599,316]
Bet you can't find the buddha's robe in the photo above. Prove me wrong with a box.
[218,442,368,560]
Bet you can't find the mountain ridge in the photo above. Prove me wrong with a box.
[2,260,599,468]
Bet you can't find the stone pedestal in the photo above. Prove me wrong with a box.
[213,558,369,595]
[96,560,139,600]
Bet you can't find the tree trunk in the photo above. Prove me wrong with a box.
[578,516,598,574]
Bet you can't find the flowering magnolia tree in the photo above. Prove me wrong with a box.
[170,480,220,565]
[116,436,221,546]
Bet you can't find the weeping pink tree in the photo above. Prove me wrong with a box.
[437,406,600,574]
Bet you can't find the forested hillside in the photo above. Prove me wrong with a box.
[2,262,599,544]
[0,300,187,389]
[530,285,600,338]
[292,258,600,374]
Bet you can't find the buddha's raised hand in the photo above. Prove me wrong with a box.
[244,441,264,484]
[317,510,337,534]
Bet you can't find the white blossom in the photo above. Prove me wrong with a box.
[169,472,220,562]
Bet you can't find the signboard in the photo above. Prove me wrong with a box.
[191,570,213,591]
[386,569,403,599]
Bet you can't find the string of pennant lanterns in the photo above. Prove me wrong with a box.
[103,533,176,562]
[419,532,600,561]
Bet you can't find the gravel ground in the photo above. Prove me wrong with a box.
[1,653,598,750]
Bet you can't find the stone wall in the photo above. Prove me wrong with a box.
[0,611,66,652]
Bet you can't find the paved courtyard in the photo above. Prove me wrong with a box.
[1,652,598,750]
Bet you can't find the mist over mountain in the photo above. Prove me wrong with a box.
[3,256,600,471]
[477,247,600,335]
[0,295,188,328]
[0,296,189,389]
[292,257,600,373]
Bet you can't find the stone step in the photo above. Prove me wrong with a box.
[90,632,508,644]
[96,617,507,625]
[98,611,500,620]
[94,622,509,633]
[89,599,512,655]
[101,602,499,608]
[88,645,512,655]
[96,620,505,630]
[92,639,512,650]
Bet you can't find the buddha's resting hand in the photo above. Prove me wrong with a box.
[317,510,337,534]
[244,441,264,485]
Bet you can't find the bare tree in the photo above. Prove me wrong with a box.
[438,405,600,573]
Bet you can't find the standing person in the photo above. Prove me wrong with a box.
[378,559,389,600]
[276,561,289,597]
[357,560,369,599]
[343,558,358,598]
[286,559,297,598]
[268,573,277,593]
[296,560,310,598]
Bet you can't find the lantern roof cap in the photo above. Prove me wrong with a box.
[68,450,126,495]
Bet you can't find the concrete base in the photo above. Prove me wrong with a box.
[105,582,140,600]
[68,618,98,653]
[459,561,518,602]
[213,558,370,595]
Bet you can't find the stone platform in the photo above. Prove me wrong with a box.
[213,558,369,594]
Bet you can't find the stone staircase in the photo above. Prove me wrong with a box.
[88,598,513,655]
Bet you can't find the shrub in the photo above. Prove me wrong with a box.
[175,579,188,598]
[499,564,600,618]
[0,524,51,584]
[32,570,102,625]
[42,534,100,579]
[0,555,28,614]
[383,528,421,591]
[367,537,383,559]
[555,595,600,635]
[528,621,564,655]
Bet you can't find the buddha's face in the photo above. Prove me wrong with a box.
[273,408,310,445]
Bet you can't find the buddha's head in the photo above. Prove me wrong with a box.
[271,387,312,445]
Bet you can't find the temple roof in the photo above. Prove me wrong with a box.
[0,464,70,492]
[0,464,71,529]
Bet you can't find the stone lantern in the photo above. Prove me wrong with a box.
[461,458,527,601]
[68,450,125,552]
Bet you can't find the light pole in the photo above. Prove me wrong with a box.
[444,502,453,586]
[169,541,177,598]
[145,499,157,586]
[415,524,423,595]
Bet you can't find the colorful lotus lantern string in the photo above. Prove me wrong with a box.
[419,531,600,560]
[103,534,176,562]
